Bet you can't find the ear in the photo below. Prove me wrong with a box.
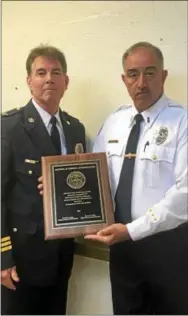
[64,75,69,90]
[162,70,168,84]
[27,76,32,89]
[121,73,128,86]
[121,74,126,83]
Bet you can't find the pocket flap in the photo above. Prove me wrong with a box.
[140,145,175,163]
[107,143,125,157]
[16,160,41,176]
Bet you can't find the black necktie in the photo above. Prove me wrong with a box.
[50,116,61,155]
[115,113,143,224]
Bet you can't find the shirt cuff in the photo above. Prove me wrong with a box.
[126,215,153,241]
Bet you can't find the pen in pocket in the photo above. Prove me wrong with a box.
[144,141,150,152]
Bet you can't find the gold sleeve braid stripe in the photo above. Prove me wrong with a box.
[1,236,12,252]
[1,245,12,252]
[1,241,11,247]
[1,236,10,243]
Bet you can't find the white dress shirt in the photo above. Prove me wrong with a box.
[32,99,67,154]
[93,94,188,241]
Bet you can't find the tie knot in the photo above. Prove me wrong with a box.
[50,116,57,126]
[134,113,143,124]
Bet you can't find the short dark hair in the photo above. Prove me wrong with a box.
[26,44,67,75]
[122,42,164,68]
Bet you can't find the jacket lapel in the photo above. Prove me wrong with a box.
[22,100,57,156]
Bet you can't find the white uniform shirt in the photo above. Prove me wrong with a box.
[32,99,67,154]
[93,94,188,241]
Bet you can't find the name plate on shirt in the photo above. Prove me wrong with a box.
[42,153,114,240]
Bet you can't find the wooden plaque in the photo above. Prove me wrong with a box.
[42,153,114,240]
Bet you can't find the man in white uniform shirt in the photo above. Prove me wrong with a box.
[85,42,188,314]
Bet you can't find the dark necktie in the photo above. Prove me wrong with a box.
[114,113,143,224]
[50,116,61,155]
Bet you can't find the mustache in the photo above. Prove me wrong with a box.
[136,89,149,95]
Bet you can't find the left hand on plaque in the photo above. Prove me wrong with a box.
[84,223,131,245]
[37,176,43,195]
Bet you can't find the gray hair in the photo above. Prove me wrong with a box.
[122,42,164,68]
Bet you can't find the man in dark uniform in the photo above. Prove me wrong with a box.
[1,44,86,315]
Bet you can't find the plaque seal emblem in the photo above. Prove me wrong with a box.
[67,171,86,189]
[75,143,84,154]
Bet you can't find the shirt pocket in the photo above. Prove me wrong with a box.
[140,145,176,188]
[16,160,41,177]
[15,161,42,196]
[107,143,125,157]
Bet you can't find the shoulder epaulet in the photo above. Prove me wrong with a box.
[1,107,23,117]
[96,105,131,136]
[114,104,132,113]
[168,101,183,108]
[63,111,80,125]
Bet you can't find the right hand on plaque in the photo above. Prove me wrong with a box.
[38,176,43,195]
[84,223,131,245]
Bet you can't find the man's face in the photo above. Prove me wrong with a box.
[122,47,168,112]
[27,56,69,109]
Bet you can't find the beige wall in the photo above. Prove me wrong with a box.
[2,1,187,314]
[2,1,187,141]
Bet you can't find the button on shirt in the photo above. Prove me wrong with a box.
[32,99,66,154]
[93,94,188,241]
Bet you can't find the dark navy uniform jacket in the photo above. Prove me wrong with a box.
[1,100,86,286]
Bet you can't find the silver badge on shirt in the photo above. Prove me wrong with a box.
[154,126,168,145]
